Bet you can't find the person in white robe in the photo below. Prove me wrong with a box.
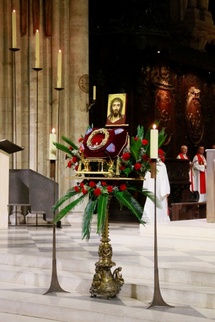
[192,146,207,202]
[142,160,170,223]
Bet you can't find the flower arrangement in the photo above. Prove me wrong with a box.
[52,123,166,239]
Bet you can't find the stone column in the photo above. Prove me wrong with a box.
[206,149,215,222]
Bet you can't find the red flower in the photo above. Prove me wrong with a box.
[134,163,141,170]
[107,185,113,193]
[74,186,80,192]
[122,152,131,161]
[75,165,79,171]
[82,188,88,194]
[158,149,164,156]
[80,182,85,188]
[142,154,149,161]
[142,139,148,145]
[69,146,73,151]
[94,188,101,196]
[120,165,126,170]
[158,149,165,162]
[67,160,72,168]
[72,156,78,163]
[89,181,96,188]
[78,137,83,142]
[101,181,107,186]
[134,137,139,141]
[119,184,127,191]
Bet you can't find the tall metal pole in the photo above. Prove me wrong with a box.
[147,159,172,308]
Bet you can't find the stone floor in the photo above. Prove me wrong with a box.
[0,217,215,321]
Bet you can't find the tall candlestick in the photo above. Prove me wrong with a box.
[35,29,40,68]
[150,124,158,159]
[12,10,17,49]
[57,50,62,88]
[93,86,96,100]
[49,128,57,160]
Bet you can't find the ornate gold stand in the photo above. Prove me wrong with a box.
[90,197,124,298]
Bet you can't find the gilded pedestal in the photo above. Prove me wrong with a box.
[90,199,124,298]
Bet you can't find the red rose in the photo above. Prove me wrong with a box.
[94,188,101,196]
[74,186,80,192]
[82,188,88,194]
[67,160,72,168]
[75,165,78,171]
[119,184,127,191]
[122,152,131,161]
[142,139,148,145]
[80,182,85,188]
[78,137,83,142]
[134,163,141,170]
[101,181,107,186]
[142,154,149,161]
[107,185,113,193]
[120,165,126,170]
[134,137,139,141]
[72,156,78,163]
[89,181,96,188]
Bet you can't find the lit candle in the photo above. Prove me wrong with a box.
[35,29,40,68]
[49,128,57,160]
[150,124,158,159]
[12,10,17,49]
[57,49,62,88]
[93,85,96,100]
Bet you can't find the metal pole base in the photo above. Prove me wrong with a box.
[43,224,69,295]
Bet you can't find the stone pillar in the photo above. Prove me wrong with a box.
[206,149,215,222]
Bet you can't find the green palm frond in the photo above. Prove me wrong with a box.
[141,188,161,208]
[53,193,87,223]
[114,190,144,223]
[130,137,142,160]
[61,135,79,150]
[136,125,144,140]
[53,142,73,155]
[82,199,98,240]
[52,189,80,211]
[97,194,109,235]
[158,128,167,147]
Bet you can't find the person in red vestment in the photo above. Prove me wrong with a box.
[177,145,194,191]
[192,146,207,202]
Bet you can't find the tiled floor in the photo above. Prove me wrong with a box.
[0,219,215,321]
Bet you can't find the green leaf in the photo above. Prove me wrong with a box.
[53,193,87,223]
[61,135,79,150]
[97,194,109,235]
[158,128,167,147]
[136,125,144,140]
[53,142,73,155]
[130,137,142,160]
[82,199,98,240]
[114,190,144,223]
[52,189,80,211]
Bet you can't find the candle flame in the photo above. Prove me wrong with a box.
[52,128,56,134]
[59,49,61,53]
[152,124,156,129]
[13,10,16,13]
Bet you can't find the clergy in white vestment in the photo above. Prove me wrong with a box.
[142,159,170,223]
[192,146,207,202]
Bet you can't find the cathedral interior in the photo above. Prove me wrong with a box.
[0,1,215,321]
